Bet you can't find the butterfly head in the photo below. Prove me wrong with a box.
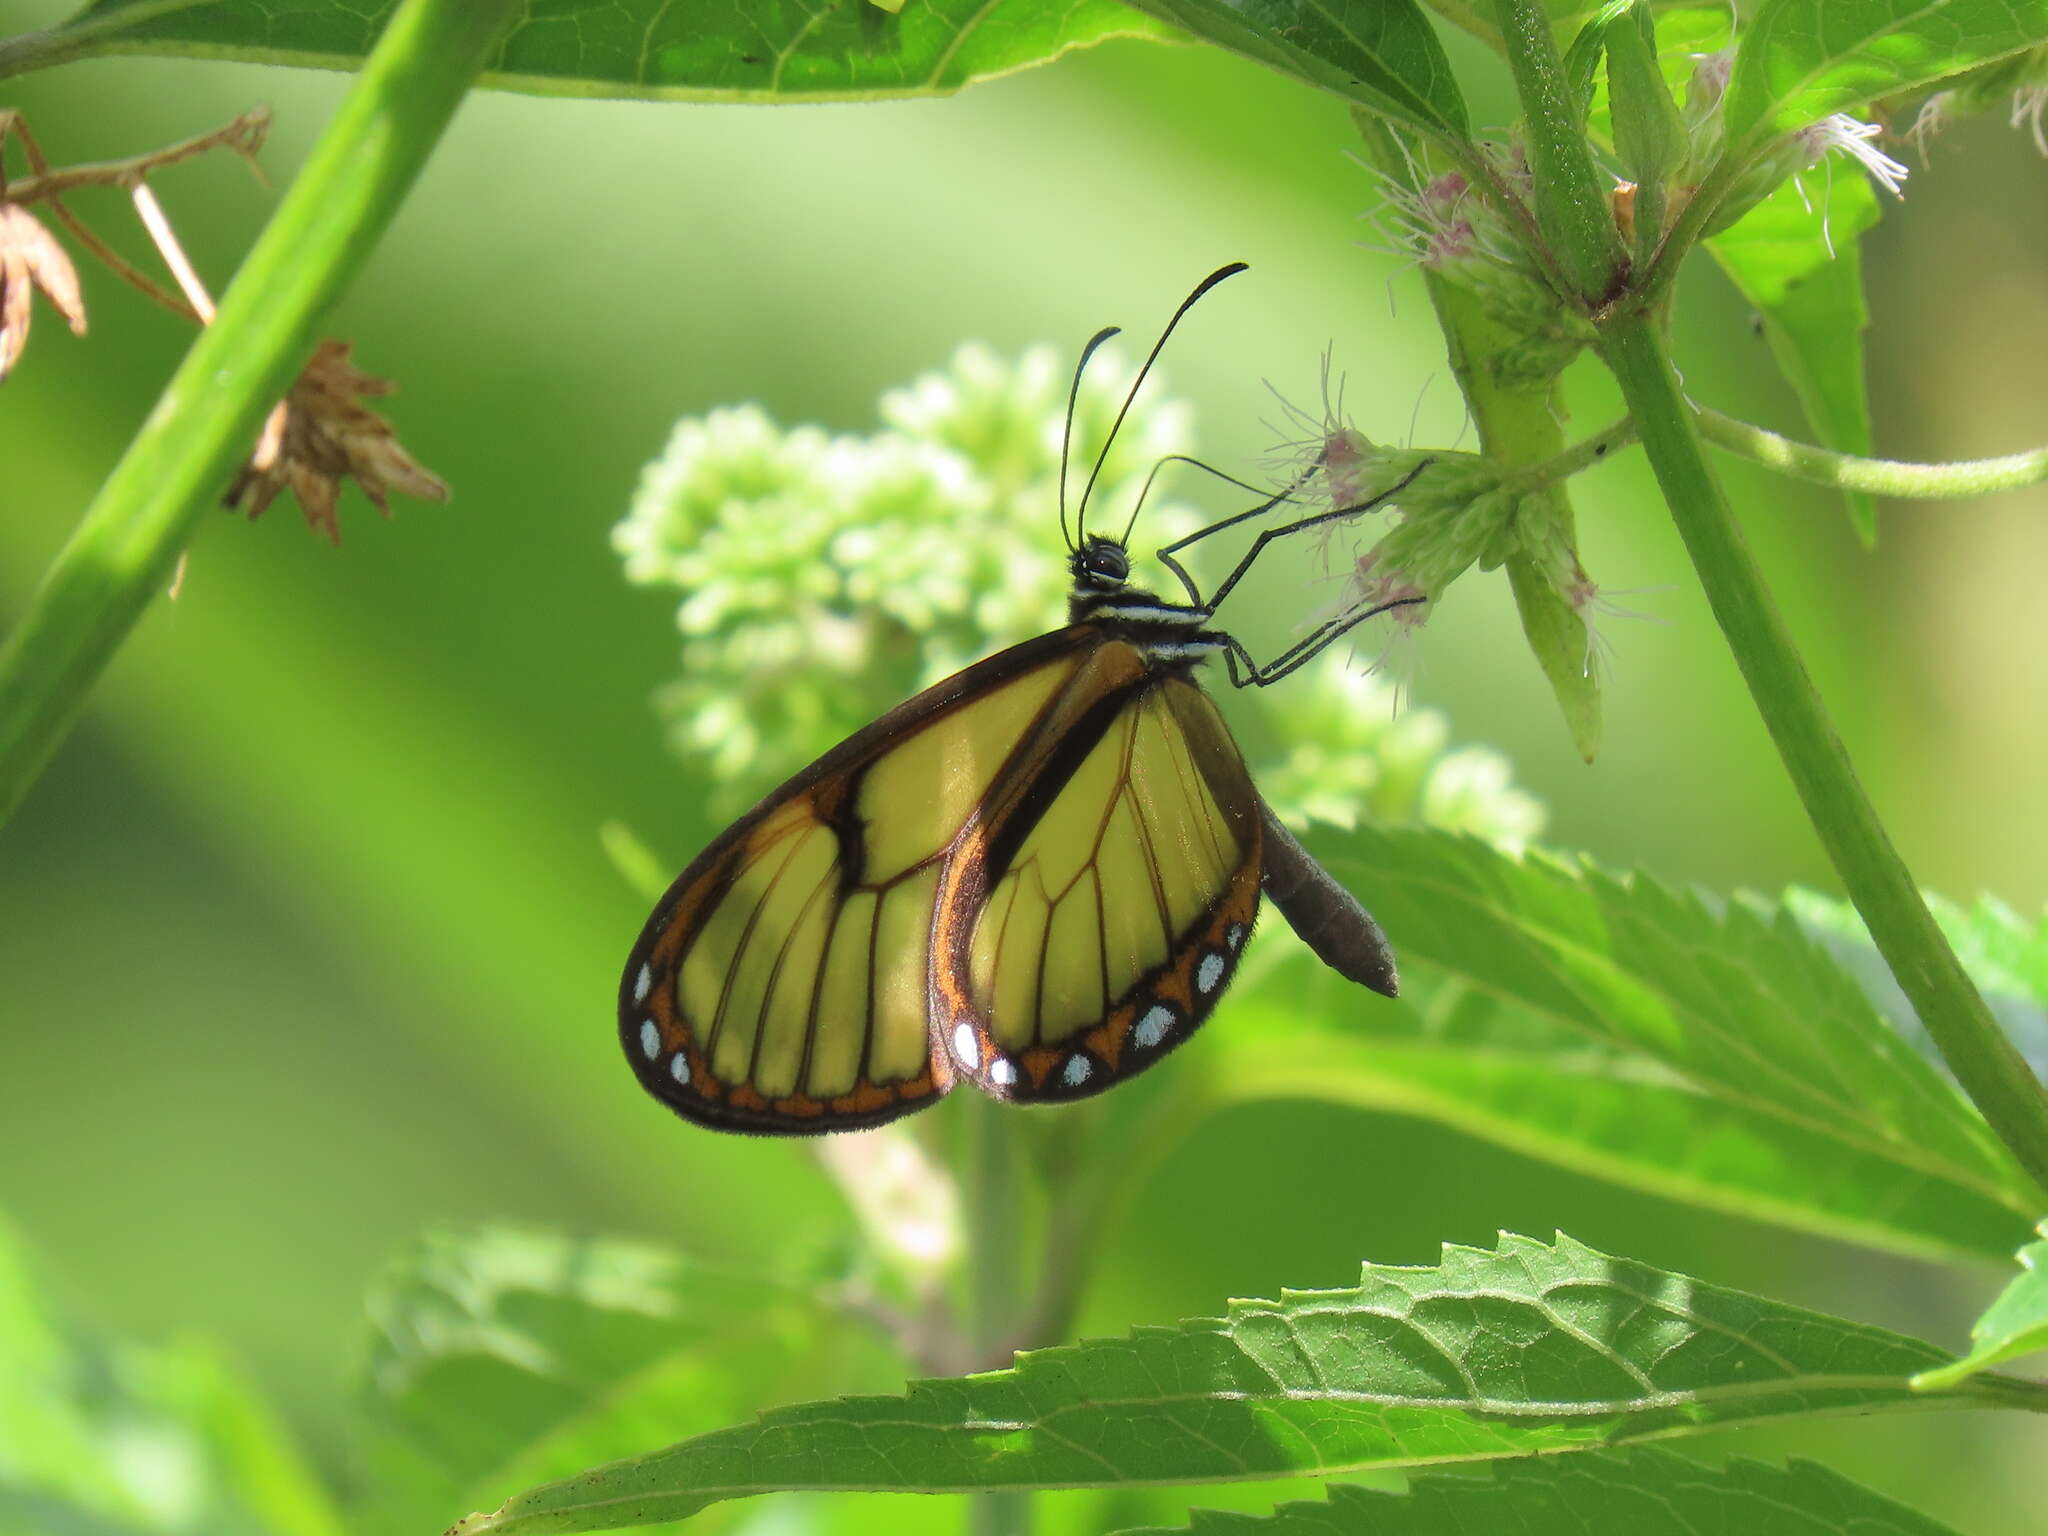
[1071,535,1132,594]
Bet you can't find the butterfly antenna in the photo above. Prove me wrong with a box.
[1074,261,1249,544]
[1061,325,1122,552]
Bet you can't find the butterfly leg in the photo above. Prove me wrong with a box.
[1121,454,1305,575]
[1157,459,1432,613]
[1141,457,1311,605]
[1219,591,1427,689]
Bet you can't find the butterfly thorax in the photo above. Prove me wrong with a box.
[1066,535,1226,667]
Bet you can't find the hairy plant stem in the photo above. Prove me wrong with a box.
[1695,408,2048,497]
[0,0,519,828]
[1513,419,1637,487]
[1489,0,2048,1190]
[1541,410,2048,499]
[1490,0,1622,306]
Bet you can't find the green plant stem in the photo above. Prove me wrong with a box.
[1490,0,1621,305]
[1513,418,1637,486]
[1696,408,2048,497]
[0,0,518,829]
[1638,152,1747,309]
[1603,319,2048,1194]
[1536,410,2048,499]
[1495,0,2048,1194]
[961,1093,1032,1536]
[0,18,101,79]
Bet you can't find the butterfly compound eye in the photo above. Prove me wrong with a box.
[1081,541,1129,583]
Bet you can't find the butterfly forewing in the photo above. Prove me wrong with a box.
[934,657,1264,1102]
[622,630,1098,1133]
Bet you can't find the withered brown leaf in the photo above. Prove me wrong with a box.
[0,202,87,382]
[226,339,447,543]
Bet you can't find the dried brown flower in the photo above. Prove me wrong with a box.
[226,339,447,543]
[0,202,87,382]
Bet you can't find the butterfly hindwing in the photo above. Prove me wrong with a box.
[621,629,1102,1134]
[933,654,1264,1103]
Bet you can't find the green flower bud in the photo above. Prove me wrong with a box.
[1360,137,1582,376]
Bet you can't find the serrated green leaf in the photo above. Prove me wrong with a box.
[357,1225,865,1536]
[1727,0,2048,145]
[1559,5,1625,125]
[1583,5,1732,145]
[1785,886,2048,1085]
[1119,0,1469,139]
[0,1215,342,1536]
[1234,827,2040,1262]
[449,1232,2040,1535]
[1114,1447,1965,1535]
[1708,171,1881,543]
[35,0,1175,101]
[1934,896,2048,1010]
[1915,1227,2048,1389]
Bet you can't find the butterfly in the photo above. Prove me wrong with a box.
[621,263,1423,1134]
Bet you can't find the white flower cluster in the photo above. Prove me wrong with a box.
[613,343,1194,801]
[615,343,1548,851]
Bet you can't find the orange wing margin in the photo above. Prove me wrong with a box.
[930,667,1265,1104]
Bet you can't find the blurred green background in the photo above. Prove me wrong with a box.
[1,2,2043,1529]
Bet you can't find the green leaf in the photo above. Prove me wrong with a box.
[1504,536,1602,762]
[1115,1447,1966,1535]
[1605,3,1684,261]
[1708,172,1881,543]
[17,0,1175,101]
[1785,886,2048,1083]
[1119,0,1469,139]
[1223,827,2040,1263]
[1727,0,2048,144]
[357,1225,866,1535]
[1913,1227,2048,1389]
[1933,896,2048,1010]
[1560,4,1634,126]
[449,1232,2039,1535]
[0,1214,342,1536]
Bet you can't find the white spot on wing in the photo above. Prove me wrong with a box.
[952,1021,981,1070]
[639,1019,661,1059]
[1061,1054,1092,1088]
[1134,1005,1174,1050]
[633,962,653,1004]
[1197,952,1227,994]
[670,1053,691,1086]
[989,1057,1017,1088]
[1226,923,1246,952]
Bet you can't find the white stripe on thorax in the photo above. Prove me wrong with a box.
[1085,599,1211,626]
